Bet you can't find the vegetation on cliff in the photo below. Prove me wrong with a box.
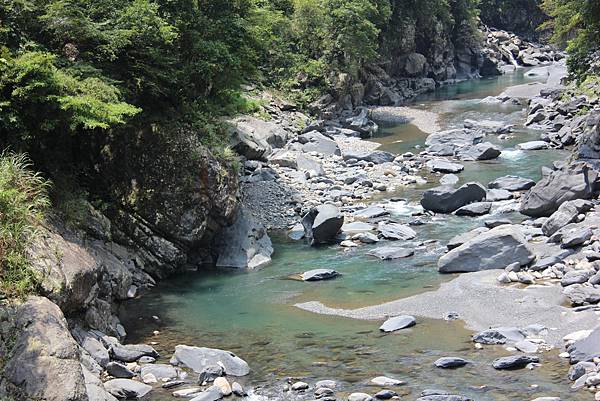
[0,152,49,298]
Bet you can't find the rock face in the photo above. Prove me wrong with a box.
[438,226,534,273]
[568,328,600,363]
[520,163,600,217]
[170,345,250,376]
[215,207,273,270]
[421,183,487,214]
[577,110,600,160]
[302,205,344,245]
[4,297,87,401]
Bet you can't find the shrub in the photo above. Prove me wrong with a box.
[0,152,50,299]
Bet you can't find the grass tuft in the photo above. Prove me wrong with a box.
[0,151,51,299]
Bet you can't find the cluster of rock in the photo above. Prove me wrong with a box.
[1,296,250,401]
[482,27,563,74]
[284,377,473,401]
[525,88,599,149]
[562,327,600,396]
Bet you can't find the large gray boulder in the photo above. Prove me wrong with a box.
[520,163,600,217]
[215,207,273,270]
[343,150,395,164]
[457,142,502,161]
[426,159,464,174]
[438,225,534,273]
[298,131,341,155]
[231,116,288,160]
[302,205,344,245]
[421,183,487,213]
[4,297,88,401]
[170,345,250,376]
[425,129,484,153]
[542,199,594,236]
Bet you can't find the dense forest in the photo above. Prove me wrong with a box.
[0,0,599,296]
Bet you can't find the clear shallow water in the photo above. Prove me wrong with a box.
[121,69,586,401]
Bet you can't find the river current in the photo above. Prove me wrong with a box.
[121,69,585,401]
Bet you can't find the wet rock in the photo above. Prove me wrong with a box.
[348,393,373,401]
[302,269,341,281]
[367,246,414,260]
[434,357,469,368]
[374,389,397,399]
[492,355,539,369]
[438,225,534,273]
[110,343,159,363]
[421,182,487,214]
[170,345,250,376]
[215,207,273,270]
[457,142,502,161]
[426,159,465,174]
[104,379,152,400]
[106,362,135,379]
[302,205,344,245]
[488,175,535,192]
[455,202,491,216]
[292,381,309,391]
[377,223,417,240]
[370,376,404,386]
[473,327,525,344]
[379,315,416,332]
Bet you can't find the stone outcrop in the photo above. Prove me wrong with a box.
[4,297,88,401]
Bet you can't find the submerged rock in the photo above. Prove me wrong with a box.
[302,205,344,245]
[170,345,250,376]
[438,226,534,273]
[492,355,539,369]
[379,315,416,332]
[301,269,341,281]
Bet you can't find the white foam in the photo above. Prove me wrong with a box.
[384,201,423,216]
[500,149,524,161]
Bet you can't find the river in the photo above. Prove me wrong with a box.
[120,68,583,401]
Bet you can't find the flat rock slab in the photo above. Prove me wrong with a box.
[377,223,416,240]
[370,376,404,386]
[354,206,389,219]
[434,357,469,368]
[379,315,416,332]
[454,202,491,216]
[104,379,152,399]
[517,141,549,150]
[301,269,340,282]
[492,355,539,369]
[366,247,414,260]
[170,345,250,376]
[426,159,465,174]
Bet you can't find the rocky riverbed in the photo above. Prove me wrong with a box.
[2,25,599,401]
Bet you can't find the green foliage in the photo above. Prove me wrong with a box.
[541,0,600,80]
[0,152,50,299]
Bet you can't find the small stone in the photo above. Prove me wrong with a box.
[370,376,404,386]
[214,377,232,396]
[292,381,309,391]
[232,382,247,396]
[379,315,416,332]
[348,392,373,401]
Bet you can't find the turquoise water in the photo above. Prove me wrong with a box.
[121,69,585,401]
